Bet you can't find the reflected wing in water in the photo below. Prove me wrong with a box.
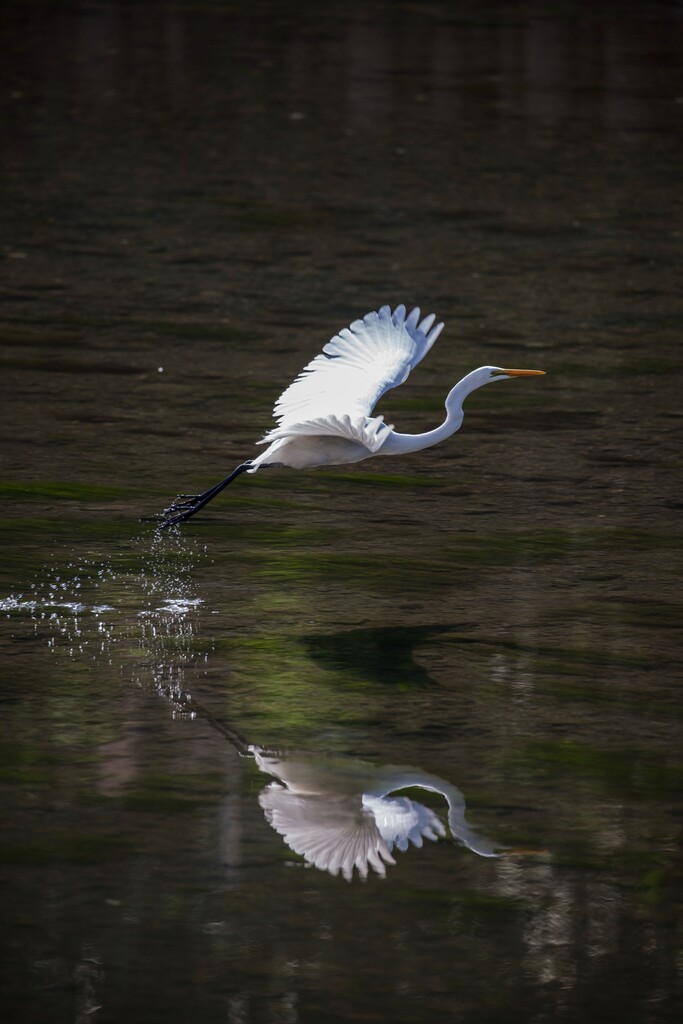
[259,785,396,881]
[362,794,446,851]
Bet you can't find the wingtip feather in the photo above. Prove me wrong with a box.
[425,321,445,350]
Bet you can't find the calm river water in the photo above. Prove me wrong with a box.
[1,2,682,1022]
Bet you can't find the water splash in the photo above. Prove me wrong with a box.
[2,531,210,692]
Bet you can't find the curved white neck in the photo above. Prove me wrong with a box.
[382,369,490,456]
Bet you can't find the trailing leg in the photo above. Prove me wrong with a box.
[159,462,253,529]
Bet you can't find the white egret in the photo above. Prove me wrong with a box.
[160,303,544,528]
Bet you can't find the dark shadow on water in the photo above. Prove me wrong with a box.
[302,624,463,687]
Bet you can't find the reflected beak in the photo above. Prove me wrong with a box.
[502,369,545,376]
[502,847,551,858]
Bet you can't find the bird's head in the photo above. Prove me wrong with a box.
[445,365,546,413]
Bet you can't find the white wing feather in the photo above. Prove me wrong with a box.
[256,413,393,451]
[271,304,444,428]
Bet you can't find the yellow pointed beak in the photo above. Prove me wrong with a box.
[502,369,545,376]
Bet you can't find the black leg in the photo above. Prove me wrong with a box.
[158,462,252,529]
[162,477,233,515]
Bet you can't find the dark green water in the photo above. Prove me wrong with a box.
[1,1,681,1021]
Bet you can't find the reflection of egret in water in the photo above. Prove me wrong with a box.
[4,537,515,881]
[250,746,503,880]
[158,682,510,882]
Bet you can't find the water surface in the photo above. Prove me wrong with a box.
[1,2,682,1022]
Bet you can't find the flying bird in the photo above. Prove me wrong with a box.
[159,304,544,528]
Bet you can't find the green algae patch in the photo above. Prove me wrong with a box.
[246,548,446,591]
[0,480,132,502]
[210,632,407,739]
[442,527,683,569]
[516,739,683,798]
[0,515,138,541]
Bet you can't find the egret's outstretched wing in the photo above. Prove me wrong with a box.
[271,304,444,428]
